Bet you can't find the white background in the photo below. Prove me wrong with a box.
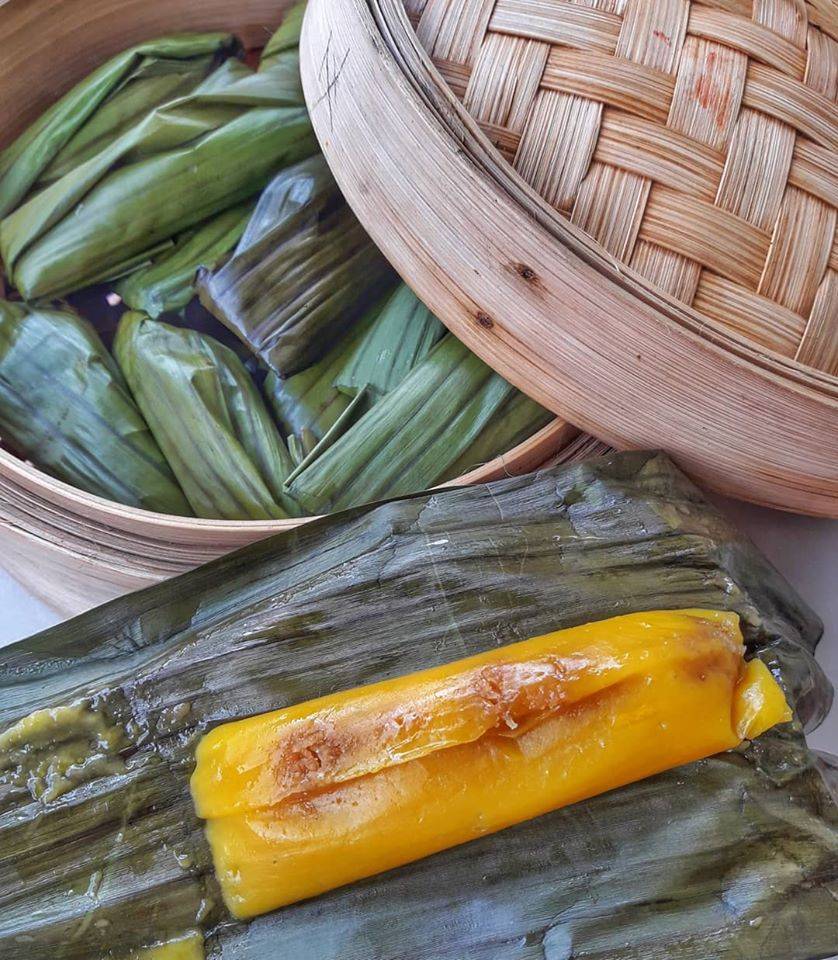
[0,496,835,753]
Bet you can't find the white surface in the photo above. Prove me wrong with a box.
[0,499,835,752]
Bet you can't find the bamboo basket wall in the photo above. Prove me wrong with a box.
[0,0,584,617]
[301,0,838,517]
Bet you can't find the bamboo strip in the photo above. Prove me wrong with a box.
[594,110,724,200]
[614,0,689,72]
[571,164,651,259]
[788,139,838,209]
[687,6,807,77]
[541,47,676,123]
[464,32,549,131]
[435,58,473,96]
[715,108,795,229]
[639,185,771,287]
[797,271,838,375]
[490,0,621,51]
[417,0,495,66]
[759,186,837,313]
[743,63,838,150]
[752,0,808,48]
[515,90,602,211]
[629,241,701,301]
[693,272,805,355]
[804,0,837,40]
[803,25,838,97]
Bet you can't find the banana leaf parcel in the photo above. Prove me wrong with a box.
[0,17,317,300]
[115,312,299,521]
[0,301,191,514]
[0,451,835,960]
[0,33,238,218]
[198,156,395,378]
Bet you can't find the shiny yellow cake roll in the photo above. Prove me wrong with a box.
[190,609,791,919]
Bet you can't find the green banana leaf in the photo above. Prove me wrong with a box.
[0,301,191,514]
[439,389,554,482]
[288,334,542,512]
[116,201,255,317]
[0,33,238,218]
[0,452,834,960]
[114,312,300,521]
[335,283,445,398]
[198,165,395,378]
[0,20,317,300]
[263,289,391,453]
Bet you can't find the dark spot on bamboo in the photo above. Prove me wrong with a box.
[476,312,494,329]
[515,263,538,283]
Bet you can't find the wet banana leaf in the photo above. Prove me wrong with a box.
[440,389,554,482]
[0,301,191,514]
[288,334,538,513]
[0,452,834,960]
[335,283,445,398]
[114,312,300,520]
[235,155,336,254]
[0,33,238,218]
[116,201,255,317]
[0,20,317,300]
[199,167,395,378]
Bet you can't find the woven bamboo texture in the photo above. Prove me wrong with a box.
[404,0,837,373]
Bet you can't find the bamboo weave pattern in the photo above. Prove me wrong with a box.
[405,0,838,374]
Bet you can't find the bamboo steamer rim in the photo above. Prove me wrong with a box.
[0,0,580,564]
[300,0,838,517]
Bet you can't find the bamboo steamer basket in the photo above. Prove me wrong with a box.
[0,0,589,617]
[301,0,838,517]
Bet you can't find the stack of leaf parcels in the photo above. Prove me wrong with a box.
[0,3,552,521]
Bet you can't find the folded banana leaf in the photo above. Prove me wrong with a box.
[0,452,834,960]
[335,283,445,398]
[114,312,300,520]
[263,289,392,454]
[439,389,554,482]
[0,33,238,218]
[116,201,255,317]
[0,16,317,300]
[288,334,548,512]
[198,161,395,378]
[0,301,191,514]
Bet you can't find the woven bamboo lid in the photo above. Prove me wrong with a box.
[406,0,837,372]
[301,0,837,515]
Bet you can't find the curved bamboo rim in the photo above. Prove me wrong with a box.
[301,0,838,517]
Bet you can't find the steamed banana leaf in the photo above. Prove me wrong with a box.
[116,201,255,317]
[0,301,191,514]
[114,312,299,520]
[199,163,395,377]
[0,16,317,300]
[335,283,445,398]
[288,334,548,512]
[0,452,834,960]
[236,155,336,254]
[0,33,238,218]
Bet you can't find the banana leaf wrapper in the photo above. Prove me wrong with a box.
[335,282,445,398]
[288,334,544,512]
[198,175,396,378]
[114,311,300,520]
[0,301,191,514]
[235,155,336,254]
[116,201,255,317]
[0,452,834,960]
[0,33,238,218]
[0,25,317,300]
